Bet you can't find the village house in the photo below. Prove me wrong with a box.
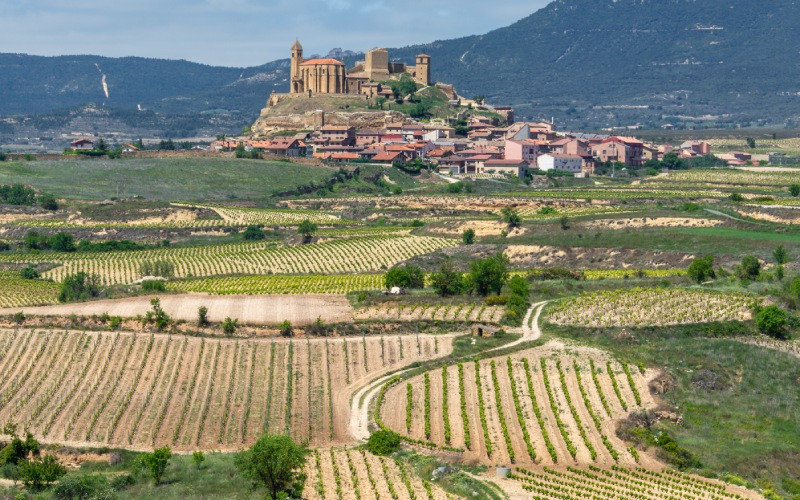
[70,138,94,151]
[318,126,356,147]
[505,139,542,163]
[681,141,711,156]
[592,136,645,167]
[356,129,383,146]
[537,153,583,173]
[483,159,529,178]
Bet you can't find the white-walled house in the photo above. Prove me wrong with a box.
[537,153,583,173]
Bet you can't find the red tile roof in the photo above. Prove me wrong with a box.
[372,151,403,162]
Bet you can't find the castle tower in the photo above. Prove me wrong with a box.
[291,39,304,94]
[415,54,431,86]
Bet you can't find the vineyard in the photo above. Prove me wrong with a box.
[0,271,59,307]
[378,346,654,467]
[174,203,346,226]
[0,235,455,285]
[169,274,385,295]
[302,448,452,500]
[354,302,506,324]
[0,329,453,451]
[650,168,800,187]
[500,465,756,499]
[548,288,759,327]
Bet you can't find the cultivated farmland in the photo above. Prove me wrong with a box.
[302,448,452,500]
[0,235,455,285]
[0,329,453,451]
[548,288,758,327]
[378,345,655,467]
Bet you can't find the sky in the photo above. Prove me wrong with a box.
[0,0,549,67]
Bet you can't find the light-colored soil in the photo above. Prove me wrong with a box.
[0,328,454,452]
[0,293,354,326]
[379,341,656,467]
[583,217,723,229]
[736,206,800,224]
[427,220,527,237]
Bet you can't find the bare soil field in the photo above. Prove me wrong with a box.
[426,220,527,237]
[0,329,454,452]
[354,302,505,324]
[379,342,658,468]
[736,205,800,224]
[0,293,354,326]
[582,217,723,230]
[500,244,698,269]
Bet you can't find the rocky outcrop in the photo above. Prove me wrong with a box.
[252,107,412,136]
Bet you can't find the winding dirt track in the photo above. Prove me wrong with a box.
[349,302,547,441]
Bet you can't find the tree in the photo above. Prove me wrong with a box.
[242,225,266,241]
[19,266,40,280]
[236,434,309,499]
[49,232,76,252]
[58,272,101,302]
[95,138,108,153]
[53,473,113,499]
[222,317,239,336]
[774,245,789,265]
[235,143,248,158]
[158,139,176,151]
[560,216,570,230]
[279,320,293,337]
[462,228,475,245]
[745,137,756,149]
[297,220,318,243]
[729,193,744,202]
[500,207,521,228]
[367,430,400,456]
[755,305,788,339]
[687,255,716,283]
[144,298,171,331]
[430,261,464,297]
[472,95,486,106]
[198,306,209,327]
[469,254,509,296]
[384,265,425,290]
[790,184,800,197]
[38,193,58,211]
[18,454,66,491]
[192,451,205,469]
[738,255,761,281]
[141,447,171,485]
[661,152,687,170]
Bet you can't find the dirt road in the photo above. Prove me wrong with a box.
[348,301,548,441]
[0,293,354,326]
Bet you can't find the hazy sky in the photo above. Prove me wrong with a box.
[0,0,548,66]
[0,0,550,67]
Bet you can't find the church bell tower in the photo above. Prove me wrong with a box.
[291,39,303,94]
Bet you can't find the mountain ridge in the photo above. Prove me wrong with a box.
[2,0,799,145]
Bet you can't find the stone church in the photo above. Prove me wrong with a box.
[290,39,431,96]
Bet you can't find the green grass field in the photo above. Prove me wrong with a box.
[0,158,336,202]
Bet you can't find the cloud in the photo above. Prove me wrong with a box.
[0,0,550,66]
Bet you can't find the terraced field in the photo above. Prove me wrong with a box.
[548,288,759,327]
[354,302,505,324]
[303,448,452,500]
[378,345,655,467]
[0,235,455,285]
[0,329,453,451]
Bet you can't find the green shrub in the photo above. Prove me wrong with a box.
[462,228,475,244]
[242,225,265,241]
[19,266,40,280]
[19,454,66,491]
[222,317,239,336]
[192,451,205,469]
[384,264,425,289]
[53,473,113,499]
[737,255,761,281]
[688,255,716,283]
[38,194,58,211]
[755,305,789,339]
[279,320,293,337]
[59,272,101,302]
[12,312,25,324]
[141,280,166,292]
[366,430,400,456]
[789,184,800,197]
[198,306,209,327]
